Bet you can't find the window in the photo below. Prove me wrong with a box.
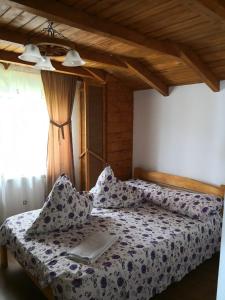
[0,65,48,178]
[0,65,49,223]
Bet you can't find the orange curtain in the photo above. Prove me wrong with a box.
[41,71,76,191]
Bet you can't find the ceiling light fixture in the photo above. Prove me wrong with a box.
[18,21,85,71]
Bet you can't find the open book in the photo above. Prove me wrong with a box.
[67,231,118,264]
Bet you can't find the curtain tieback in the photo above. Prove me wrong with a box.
[50,119,71,139]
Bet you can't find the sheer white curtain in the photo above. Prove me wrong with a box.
[72,81,82,190]
[0,65,48,223]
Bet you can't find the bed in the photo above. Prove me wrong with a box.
[0,168,224,300]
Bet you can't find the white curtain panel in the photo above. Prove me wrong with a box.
[72,81,82,191]
[0,176,46,224]
[0,65,48,224]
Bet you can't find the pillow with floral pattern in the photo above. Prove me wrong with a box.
[90,166,144,208]
[91,165,117,194]
[125,179,162,203]
[159,187,223,220]
[125,179,223,220]
[26,174,93,235]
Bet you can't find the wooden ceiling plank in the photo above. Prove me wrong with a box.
[190,0,225,24]
[0,3,10,16]
[19,15,46,32]
[178,46,220,92]
[69,0,99,11]
[147,19,209,40]
[82,0,122,16]
[124,58,169,96]
[0,6,22,25]
[120,2,181,28]
[4,0,179,56]
[138,11,198,35]
[0,27,127,69]
[8,10,35,28]
[98,0,145,22]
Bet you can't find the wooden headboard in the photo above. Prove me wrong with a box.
[134,168,225,198]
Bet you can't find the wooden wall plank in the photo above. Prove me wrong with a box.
[106,75,133,180]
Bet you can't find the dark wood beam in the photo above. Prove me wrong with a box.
[0,27,126,69]
[124,58,169,96]
[0,62,10,69]
[0,49,95,79]
[178,46,220,92]
[84,67,106,84]
[4,0,178,57]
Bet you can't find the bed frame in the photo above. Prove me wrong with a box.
[134,168,225,197]
[1,167,224,299]
[0,245,54,299]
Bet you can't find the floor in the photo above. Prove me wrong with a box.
[0,252,219,300]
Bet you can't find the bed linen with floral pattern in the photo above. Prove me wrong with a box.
[0,199,222,300]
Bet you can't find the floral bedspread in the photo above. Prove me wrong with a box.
[0,202,222,300]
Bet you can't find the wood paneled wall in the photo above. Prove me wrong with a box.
[106,75,133,180]
[79,81,106,190]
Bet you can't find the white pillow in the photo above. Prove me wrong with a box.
[26,174,93,235]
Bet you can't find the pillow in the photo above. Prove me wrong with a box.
[26,174,93,235]
[160,187,223,220]
[90,165,117,194]
[126,179,223,220]
[90,166,144,208]
[125,179,162,202]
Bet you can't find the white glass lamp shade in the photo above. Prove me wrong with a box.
[34,56,56,71]
[62,50,85,67]
[18,44,44,63]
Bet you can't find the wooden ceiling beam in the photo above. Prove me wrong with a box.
[178,46,220,92]
[0,27,126,69]
[84,67,106,84]
[124,58,169,96]
[0,62,10,70]
[4,0,179,57]
[0,49,96,79]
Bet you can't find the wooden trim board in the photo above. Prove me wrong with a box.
[0,245,8,269]
[0,245,54,300]
[134,168,225,197]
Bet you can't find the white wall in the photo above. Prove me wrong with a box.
[133,82,225,185]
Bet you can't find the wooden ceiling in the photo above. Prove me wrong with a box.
[0,0,225,94]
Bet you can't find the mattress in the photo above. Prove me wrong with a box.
[0,200,221,300]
